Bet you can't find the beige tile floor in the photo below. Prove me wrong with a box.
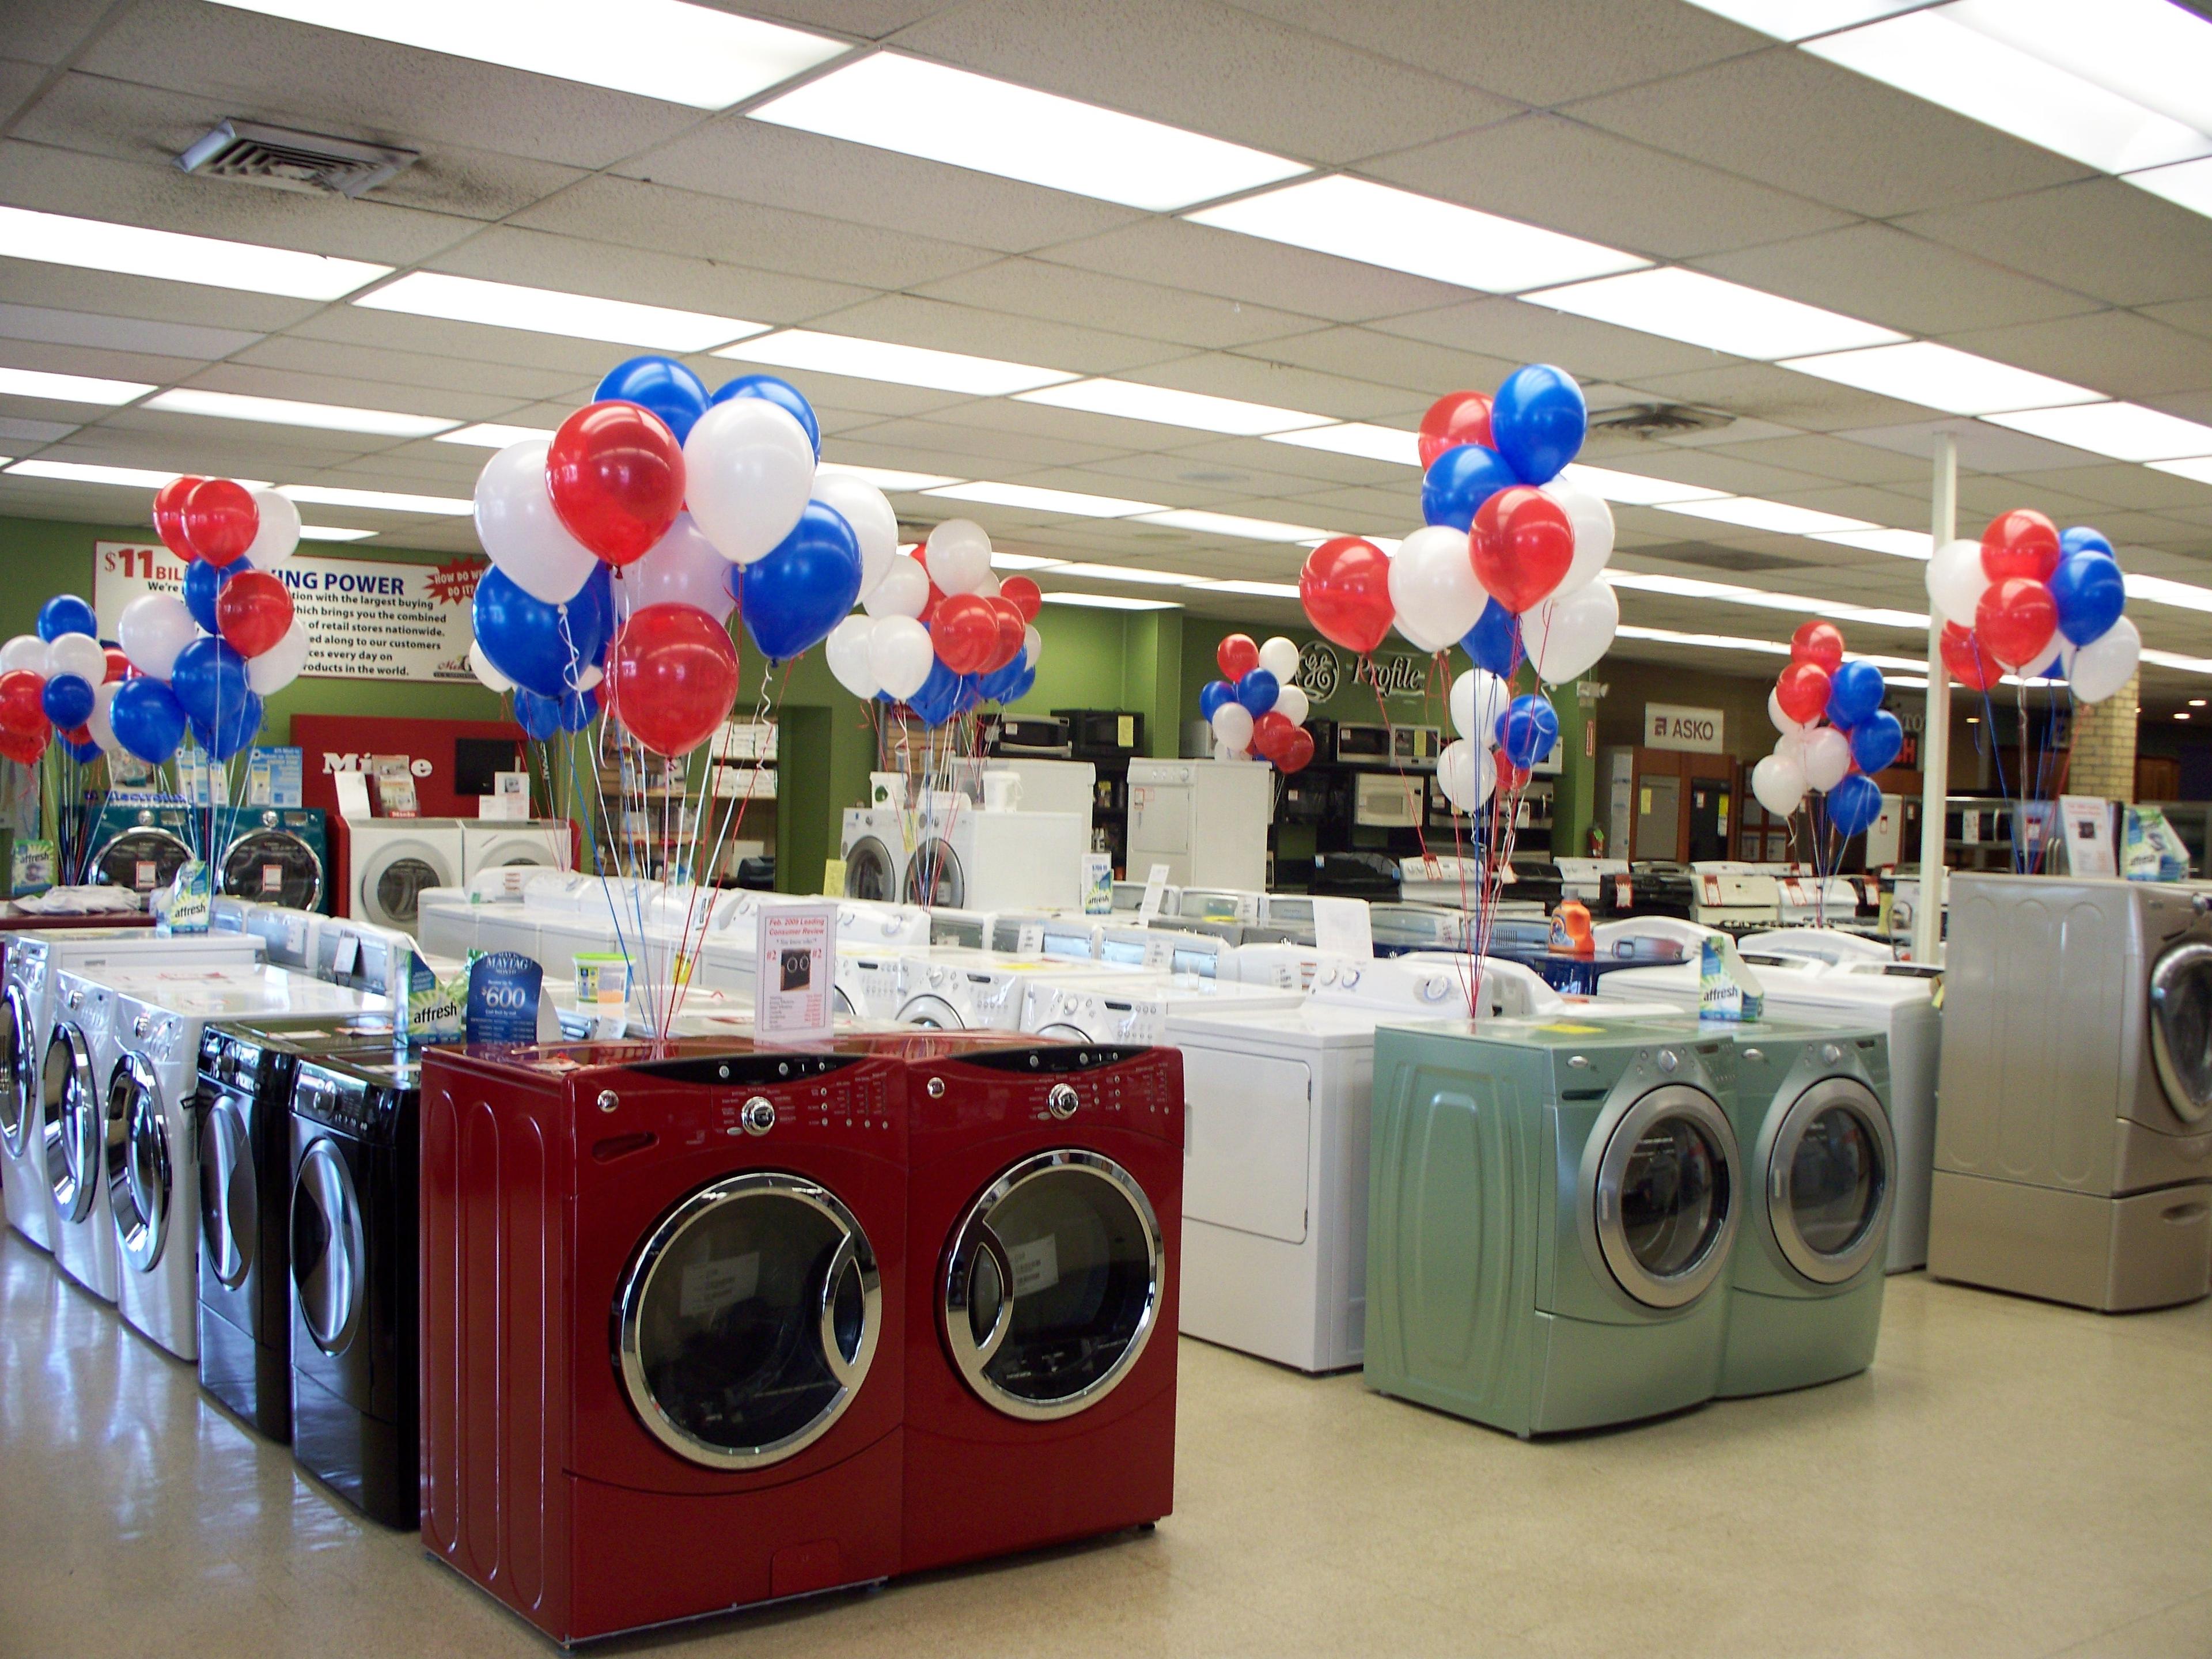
[2,1228,2207,1659]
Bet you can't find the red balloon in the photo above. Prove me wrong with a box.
[1981,509,2060,584]
[547,401,685,567]
[1277,725,1316,774]
[603,603,738,757]
[215,570,294,658]
[1940,623,2001,691]
[1251,710,1294,761]
[103,647,132,683]
[1495,756,1530,794]
[1790,620,1845,671]
[987,597,1027,672]
[1217,632,1260,681]
[1470,486,1574,615]
[0,671,47,740]
[61,724,90,745]
[1299,537,1394,654]
[1418,391,1494,471]
[999,575,1043,622]
[1776,660,1831,725]
[152,475,204,559]
[181,478,259,567]
[0,728,46,766]
[931,593,999,675]
[1975,576,2058,670]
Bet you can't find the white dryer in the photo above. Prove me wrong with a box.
[461,819,572,882]
[342,819,465,935]
[888,949,1064,1031]
[903,806,1089,913]
[840,807,921,904]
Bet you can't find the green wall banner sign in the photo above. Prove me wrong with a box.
[1293,642,1433,705]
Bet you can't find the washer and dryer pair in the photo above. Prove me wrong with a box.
[420,1031,1181,1645]
[839,804,1089,913]
[336,819,569,934]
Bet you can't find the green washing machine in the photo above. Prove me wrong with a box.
[1366,1016,1742,1437]
[1718,1020,1895,1399]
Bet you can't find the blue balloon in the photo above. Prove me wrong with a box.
[1850,709,1904,775]
[40,673,93,728]
[1198,679,1236,721]
[906,656,964,726]
[2050,551,2124,646]
[711,374,820,459]
[182,558,236,634]
[109,677,186,765]
[979,657,1028,702]
[1497,693,1559,770]
[36,595,97,642]
[513,689,562,741]
[595,355,710,445]
[1490,363,1586,486]
[1236,667,1279,716]
[191,691,263,762]
[1826,772,1884,838]
[956,673,985,716]
[2060,525,2114,560]
[473,564,612,699]
[737,500,863,661]
[558,687,599,733]
[171,635,249,728]
[1421,442,1519,532]
[65,736,101,764]
[1825,660,1886,729]
[1005,661,1037,704]
[1462,599,1518,676]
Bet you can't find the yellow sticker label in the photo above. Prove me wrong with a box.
[1538,1022,1607,1034]
[819,858,847,897]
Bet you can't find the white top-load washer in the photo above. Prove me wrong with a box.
[343,819,465,934]
[1556,857,1630,903]
[903,803,1089,913]
[1020,967,1306,1044]
[1736,927,1895,966]
[461,819,572,882]
[1690,861,1781,930]
[2,927,263,1252]
[683,891,930,999]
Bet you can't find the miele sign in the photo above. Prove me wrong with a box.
[1645,703,1725,753]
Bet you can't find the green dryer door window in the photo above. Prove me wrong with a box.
[1594,1084,1737,1309]
[2150,941,2212,1125]
[1768,1077,1893,1285]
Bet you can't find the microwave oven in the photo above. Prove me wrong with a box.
[1335,722,1442,770]
[1354,772,1422,829]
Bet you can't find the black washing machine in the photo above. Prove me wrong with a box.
[287,1043,421,1527]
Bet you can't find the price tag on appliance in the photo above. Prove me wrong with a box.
[1081,853,1113,915]
[263,863,285,895]
[1138,863,1171,922]
[755,902,836,1042]
[1614,874,1633,909]
[1702,874,1721,906]
[1311,896,1374,960]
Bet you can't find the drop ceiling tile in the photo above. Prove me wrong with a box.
[0,337,207,387]
[911,259,1325,353]
[173,360,503,422]
[1897,180,2212,312]
[1836,417,2096,476]
[284,306,629,384]
[2139,299,2212,344]
[1698,433,1930,487]
[1613,362,1932,434]
[0,56,47,120]
[0,258,321,333]
[0,415,79,444]
[226,336,584,403]
[0,301,261,362]
[0,0,113,66]
[1562,48,2089,221]
[56,415,374,469]
[1952,474,2108,525]
[1248,325,1518,400]
[834,414,1127,471]
[1944,310,2212,403]
[1279,483,1421,522]
[1127,351,1418,423]
[1772,483,1934,528]
[1069,444,1340,496]
[730,373,967,420]
[737,0,951,37]
[1373,298,1727,385]
[2029,464,2212,514]
[797,291,1186,376]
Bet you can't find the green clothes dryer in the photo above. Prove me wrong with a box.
[1365,1016,1741,1438]
[1718,1021,1895,1399]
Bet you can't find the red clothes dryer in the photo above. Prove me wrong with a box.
[861,1032,1184,1575]
[419,1038,907,1646]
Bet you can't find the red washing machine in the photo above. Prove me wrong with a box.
[418,1038,907,1646]
[855,1031,1184,1574]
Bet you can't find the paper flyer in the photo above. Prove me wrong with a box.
[755,902,836,1041]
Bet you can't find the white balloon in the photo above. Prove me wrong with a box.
[243,487,301,573]
[474,439,600,604]
[1450,669,1512,744]
[1540,479,1615,599]
[1752,753,1808,818]
[870,616,934,701]
[468,640,513,694]
[1389,524,1489,652]
[863,554,930,620]
[613,513,735,624]
[1926,537,1990,627]
[1776,729,1807,767]
[1022,624,1042,669]
[0,634,44,675]
[1211,702,1255,751]
[115,597,196,680]
[88,680,119,752]
[43,634,104,685]
[2023,635,2066,681]
[1768,687,1809,737]
[1801,726,1852,792]
[1435,738,1496,812]
[973,572,1001,599]
[1272,683,1309,727]
[925,519,994,596]
[2066,614,2140,703]
[1257,635,1300,683]
[825,614,879,700]
[1522,579,1618,684]
[813,472,899,602]
[683,398,815,566]
[247,620,308,695]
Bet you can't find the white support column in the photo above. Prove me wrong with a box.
[1914,434,1957,963]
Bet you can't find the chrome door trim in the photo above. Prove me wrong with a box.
[2149,940,2212,1125]
[903,838,964,910]
[105,1053,171,1275]
[42,1024,97,1224]
[897,994,964,1031]
[200,1093,255,1290]
[0,981,28,1156]
[614,1171,880,1472]
[291,1138,366,1357]
[1589,1082,1739,1310]
[1762,1075,1893,1286]
[941,1149,1164,1423]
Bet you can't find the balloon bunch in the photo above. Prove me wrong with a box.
[1196,634,1315,770]
[1432,667,1559,816]
[1752,622,1896,839]
[1926,510,2134,702]
[0,596,115,766]
[821,520,1046,726]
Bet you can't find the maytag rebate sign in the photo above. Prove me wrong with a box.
[95,541,484,683]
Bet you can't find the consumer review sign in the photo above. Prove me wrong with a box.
[1645,702,1725,753]
[96,540,483,683]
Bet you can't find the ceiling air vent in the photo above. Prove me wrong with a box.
[179,120,418,199]
[1590,403,1734,440]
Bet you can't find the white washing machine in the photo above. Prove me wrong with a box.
[461,819,573,882]
[904,806,1089,913]
[1690,862,1781,931]
[986,912,1101,959]
[1556,857,1630,904]
[214,900,328,970]
[2,928,264,1251]
[1737,927,1895,967]
[840,807,922,904]
[1020,969,1305,1044]
[343,819,466,934]
[104,965,387,1359]
[687,892,929,998]
[887,949,1079,1031]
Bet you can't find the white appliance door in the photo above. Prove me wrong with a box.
[2149,940,2212,1126]
[1586,1084,1738,1309]
[1765,1076,1893,1285]
[105,1053,176,1274]
[360,839,454,930]
[1180,1047,1310,1244]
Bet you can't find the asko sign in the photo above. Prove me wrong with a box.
[1645,702,1725,753]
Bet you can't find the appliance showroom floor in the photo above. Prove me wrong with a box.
[2,1231,2205,1659]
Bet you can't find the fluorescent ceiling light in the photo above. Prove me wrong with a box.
[1556,463,1727,506]
[750,52,1307,212]
[1134,507,1332,542]
[277,484,472,516]
[2129,156,2212,218]
[1677,1,1925,42]
[1657,496,1877,536]
[988,551,1066,571]
[0,204,389,301]
[1984,402,2212,463]
[1805,9,2212,176]
[297,525,376,541]
[817,462,961,493]
[1049,562,1206,586]
[924,481,1165,518]
[1265,423,1423,466]
[359,272,763,353]
[1527,267,1904,361]
[721,329,1073,396]
[2127,573,2212,614]
[2146,455,2212,486]
[0,366,151,406]
[1617,623,1791,657]
[146,389,459,437]
[1942,0,2212,144]
[207,0,844,110]
[2145,648,2212,673]
[1186,175,1644,294]
[1195,578,1302,599]
[1780,340,2101,416]
[6,459,176,486]
[434,421,558,449]
[1812,527,1934,560]
[1608,569,1926,629]
[1018,380,1331,437]
[1039,592,1180,611]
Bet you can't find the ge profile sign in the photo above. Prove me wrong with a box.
[1645,702,1725,753]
